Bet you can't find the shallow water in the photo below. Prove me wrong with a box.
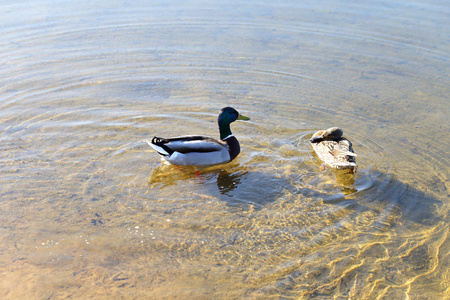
[1,0,449,298]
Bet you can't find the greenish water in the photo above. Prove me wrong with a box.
[1,0,449,299]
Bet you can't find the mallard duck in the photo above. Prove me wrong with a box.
[148,107,250,166]
[310,127,357,172]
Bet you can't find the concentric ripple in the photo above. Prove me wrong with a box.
[0,0,449,299]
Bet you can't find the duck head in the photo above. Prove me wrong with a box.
[310,127,343,143]
[218,107,250,140]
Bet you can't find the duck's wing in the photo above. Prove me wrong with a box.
[148,136,231,166]
[311,138,357,169]
[329,147,357,158]
[151,136,226,153]
[334,139,357,158]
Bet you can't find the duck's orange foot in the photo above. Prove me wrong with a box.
[320,165,326,171]
[195,170,205,181]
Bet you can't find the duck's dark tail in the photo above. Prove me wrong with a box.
[147,137,174,156]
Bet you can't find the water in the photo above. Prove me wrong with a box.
[1,0,449,298]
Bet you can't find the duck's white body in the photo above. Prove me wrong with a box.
[147,136,232,166]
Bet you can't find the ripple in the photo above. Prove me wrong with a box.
[0,0,448,299]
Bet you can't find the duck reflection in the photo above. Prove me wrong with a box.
[215,169,294,209]
[148,164,294,210]
[309,149,358,195]
[216,169,244,195]
[334,169,357,195]
[148,163,246,188]
[148,164,199,188]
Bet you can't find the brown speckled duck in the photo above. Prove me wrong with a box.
[310,127,357,173]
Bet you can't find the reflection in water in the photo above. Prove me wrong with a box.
[216,169,243,195]
[335,171,358,195]
[149,163,294,210]
[144,162,445,299]
[334,167,356,185]
[312,164,358,195]
[216,170,294,209]
[148,163,199,188]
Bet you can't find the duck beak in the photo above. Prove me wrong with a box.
[238,114,250,121]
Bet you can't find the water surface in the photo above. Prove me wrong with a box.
[1,0,449,298]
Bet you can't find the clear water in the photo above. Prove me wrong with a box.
[1,0,449,298]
